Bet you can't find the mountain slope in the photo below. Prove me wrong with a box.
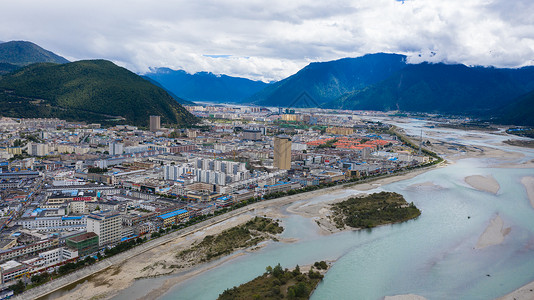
[0,41,69,66]
[331,63,534,116]
[145,68,268,103]
[142,76,195,105]
[0,60,198,126]
[248,53,407,107]
[0,62,19,75]
[496,89,534,126]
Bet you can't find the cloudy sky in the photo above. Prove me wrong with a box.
[1,0,534,82]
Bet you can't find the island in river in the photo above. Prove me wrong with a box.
[330,191,421,229]
[218,262,328,300]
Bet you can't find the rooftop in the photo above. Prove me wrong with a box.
[158,209,188,220]
[67,232,98,243]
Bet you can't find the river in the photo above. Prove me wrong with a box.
[113,119,534,300]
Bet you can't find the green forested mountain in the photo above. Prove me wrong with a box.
[0,60,198,126]
[0,62,19,75]
[0,41,69,66]
[248,53,407,107]
[331,63,534,116]
[496,89,534,126]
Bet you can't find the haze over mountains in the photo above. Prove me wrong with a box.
[144,68,268,103]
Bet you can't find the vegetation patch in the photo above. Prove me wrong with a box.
[218,262,327,300]
[176,217,283,263]
[331,192,421,229]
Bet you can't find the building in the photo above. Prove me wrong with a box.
[150,115,161,132]
[326,127,354,135]
[66,232,99,256]
[0,239,59,263]
[17,216,87,232]
[157,209,189,227]
[87,210,122,247]
[109,143,124,156]
[242,129,262,141]
[0,260,31,284]
[27,143,49,157]
[37,247,78,268]
[274,136,291,170]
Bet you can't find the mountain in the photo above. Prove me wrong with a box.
[0,63,19,75]
[141,76,195,105]
[0,41,69,67]
[248,53,407,107]
[144,68,268,103]
[331,63,534,116]
[0,60,198,127]
[496,89,534,126]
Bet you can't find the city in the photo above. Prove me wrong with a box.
[0,106,438,297]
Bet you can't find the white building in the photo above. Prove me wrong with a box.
[27,143,49,157]
[37,247,78,267]
[87,210,122,247]
[109,143,124,156]
[17,216,86,232]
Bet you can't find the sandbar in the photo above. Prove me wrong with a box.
[384,294,427,300]
[520,176,534,209]
[465,175,500,194]
[475,215,511,249]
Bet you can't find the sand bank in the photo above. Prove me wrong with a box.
[521,176,534,209]
[496,280,534,300]
[384,294,427,300]
[465,175,500,194]
[475,215,511,249]
[407,181,444,190]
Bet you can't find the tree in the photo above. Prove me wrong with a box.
[272,263,283,278]
[265,265,272,274]
[293,264,301,276]
[10,280,25,294]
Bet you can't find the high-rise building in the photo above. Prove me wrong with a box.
[27,143,49,157]
[108,143,124,156]
[87,210,121,247]
[149,115,161,132]
[274,136,292,170]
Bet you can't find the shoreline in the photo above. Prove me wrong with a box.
[29,127,531,300]
[38,163,442,300]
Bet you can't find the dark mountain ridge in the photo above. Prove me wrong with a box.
[0,40,69,66]
[248,53,407,107]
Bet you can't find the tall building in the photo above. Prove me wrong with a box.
[274,136,292,170]
[87,210,121,247]
[149,115,161,132]
[108,142,124,156]
[27,143,49,157]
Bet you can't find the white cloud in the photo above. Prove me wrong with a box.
[1,0,533,81]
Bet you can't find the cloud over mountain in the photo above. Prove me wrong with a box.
[1,0,533,81]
